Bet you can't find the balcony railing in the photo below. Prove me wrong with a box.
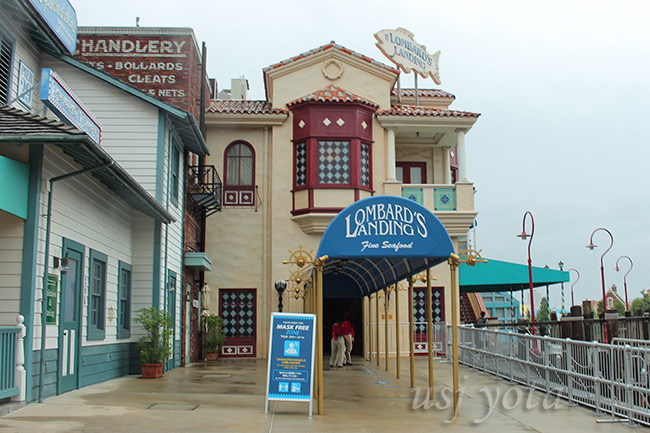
[400,183,475,212]
[188,165,222,217]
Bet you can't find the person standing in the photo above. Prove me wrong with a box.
[339,316,355,366]
[329,319,345,368]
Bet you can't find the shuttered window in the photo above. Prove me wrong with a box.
[0,29,14,104]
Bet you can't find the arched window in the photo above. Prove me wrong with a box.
[224,141,255,206]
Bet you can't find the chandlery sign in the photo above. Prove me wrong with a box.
[317,195,454,298]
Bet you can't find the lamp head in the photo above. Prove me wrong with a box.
[558,260,564,270]
[275,279,287,294]
[615,266,620,272]
[517,231,530,240]
[586,242,597,250]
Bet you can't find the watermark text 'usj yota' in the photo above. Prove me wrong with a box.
[411,384,565,423]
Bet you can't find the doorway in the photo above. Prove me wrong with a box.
[58,239,84,394]
[322,297,363,357]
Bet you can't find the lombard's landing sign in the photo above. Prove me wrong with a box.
[346,202,427,253]
[374,27,441,85]
[319,195,453,259]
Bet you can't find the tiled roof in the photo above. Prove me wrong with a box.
[0,105,86,136]
[377,105,480,118]
[206,100,287,114]
[288,84,379,108]
[263,42,400,76]
[392,89,456,99]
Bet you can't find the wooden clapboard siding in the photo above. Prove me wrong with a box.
[41,56,160,199]
[0,213,23,326]
[32,146,139,351]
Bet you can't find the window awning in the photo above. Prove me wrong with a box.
[316,195,454,298]
[459,258,569,294]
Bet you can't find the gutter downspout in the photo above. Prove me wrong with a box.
[38,160,114,402]
[197,42,208,361]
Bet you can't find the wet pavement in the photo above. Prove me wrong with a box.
[0,357,638,432]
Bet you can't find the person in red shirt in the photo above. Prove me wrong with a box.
[339,316,355,366]
[329,320,345,368]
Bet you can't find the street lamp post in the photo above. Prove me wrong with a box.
[568,268,580,307]
[275,280,287,312]
[615,256,633,311]
[517,211,536,324]
[586,227,613,343]
[558,261,565,315]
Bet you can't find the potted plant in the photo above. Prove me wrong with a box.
[134,307,173,378]
[205,314,226,361]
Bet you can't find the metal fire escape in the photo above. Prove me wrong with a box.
[188,165,222,217]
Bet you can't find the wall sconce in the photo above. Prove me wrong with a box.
[54,254,70,274]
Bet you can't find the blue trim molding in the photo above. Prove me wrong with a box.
[155,111,166,203]
[20,144,43,402]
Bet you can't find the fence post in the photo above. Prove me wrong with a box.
[624,344,634,425]
[11,315,26,402]
[544,336,550,394]
[594,341,601,414]
[509,331,514,383]
[526,336,531,387]
[566,338,574,405]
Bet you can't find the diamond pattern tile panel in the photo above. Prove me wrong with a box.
[318,141,350,184]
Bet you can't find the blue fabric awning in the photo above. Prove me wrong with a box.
[316,195,454,298]
[459,258,569,294]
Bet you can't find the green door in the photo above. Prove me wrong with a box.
[165,271,177,370]
[58,240,84,394]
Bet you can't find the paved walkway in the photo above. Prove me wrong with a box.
[0,357,638,432]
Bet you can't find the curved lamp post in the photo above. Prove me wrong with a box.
[568,268,580,307]
[615,256,633,310]
[517,211,536,324]
[586,227,613,343]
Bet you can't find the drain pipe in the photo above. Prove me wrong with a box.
[38,160,114,402]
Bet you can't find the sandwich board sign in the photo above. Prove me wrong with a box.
[265,313,316,416]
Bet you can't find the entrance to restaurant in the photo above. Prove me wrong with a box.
[322,297,363,357]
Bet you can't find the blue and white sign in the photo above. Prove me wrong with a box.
[39,69,101,146]
[374,27,441,85]
[317,195,453,259]
[265,313,316,416]
[28,0,78,54]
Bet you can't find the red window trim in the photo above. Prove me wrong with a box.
[223,141,256,206]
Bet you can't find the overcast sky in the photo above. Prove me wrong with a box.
[71,0,650,312]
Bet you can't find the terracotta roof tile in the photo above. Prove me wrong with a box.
[0,105,86,136]
[392,89,456,99]
[263,42,399,76]
[288,84,379,108]
[377,105,480,118]
[206,100,287,114]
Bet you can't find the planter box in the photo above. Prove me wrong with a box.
[141,363,164,379]
[205,352,219,361]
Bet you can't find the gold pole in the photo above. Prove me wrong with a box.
[426,267,434,398]
[395,284,400,379]
[375,292,380,367]
[449,255,460,418]
[314,255,327,415]
[408,278,415,388]
[384,287,389,372]
[367,295,372,362]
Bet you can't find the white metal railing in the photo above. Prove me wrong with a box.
[450,324,650,426]
[365,321,447,359]
[0,315,26,402]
